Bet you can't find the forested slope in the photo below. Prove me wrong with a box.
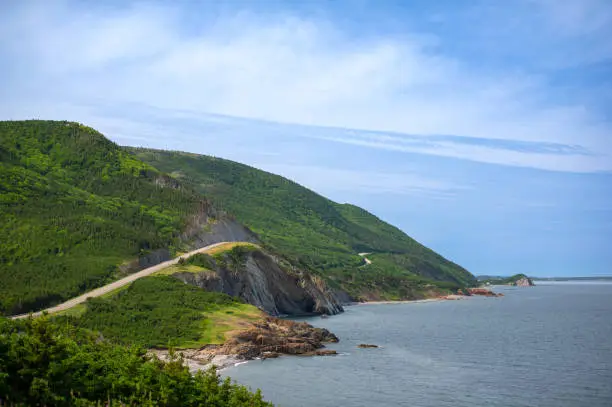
[0,121,206,315]
[130,149,477,299]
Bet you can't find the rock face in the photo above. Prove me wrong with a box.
[513,276,535,287]
[458,288,504,297]
[173,249,344,316]
[218,317,339,358]
[120,203,258,275]
[153,317,340,371]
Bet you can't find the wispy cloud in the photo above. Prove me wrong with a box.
[1,1,610,173]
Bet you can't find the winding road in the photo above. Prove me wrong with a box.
[11,241,232,320]
[358,252,372,266]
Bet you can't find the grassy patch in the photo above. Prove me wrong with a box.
[62,276,264,348]
[154,242,259,276]
[206,241,259,256]
[188,303,262,346]
[154,264,207,276]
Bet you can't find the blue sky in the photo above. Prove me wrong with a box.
[1,0,611,277]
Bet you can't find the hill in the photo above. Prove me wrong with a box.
[130,148,477,299]
[480,273,535,286]
[0,120,475,317]
[0,120,219,315]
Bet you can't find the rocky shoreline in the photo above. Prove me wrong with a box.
[152,317,339,372]
[440,288,504,299]
[153,288,505,372]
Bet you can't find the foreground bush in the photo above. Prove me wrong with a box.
[0,317,271,406]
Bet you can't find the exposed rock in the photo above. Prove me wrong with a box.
[464,288,503,297]
[513,277,535,287]
[333,289,355,305]
[173,249,344,316]
[119,201,259,276]
[185,216,259,249]
[357,344,379,348]
[262,352,281,359]
[439,294,463,300]
[152,317,340,372]
[302,349,337,356]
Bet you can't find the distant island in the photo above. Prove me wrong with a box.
[477,274,535,287]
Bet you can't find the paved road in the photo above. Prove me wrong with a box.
[358,252,372,266]
[12,241,231,319]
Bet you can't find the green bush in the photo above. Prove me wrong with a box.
[0,316,271,406]
[64,276,243,348]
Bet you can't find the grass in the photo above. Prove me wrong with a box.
[205,241,259,256]
[153,242,260,276]
[154,264,207,276]
[60,276,265,348]
[191,302,263,346]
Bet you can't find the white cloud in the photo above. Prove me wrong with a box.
[1,1,610,172]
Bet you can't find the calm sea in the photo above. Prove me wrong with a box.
[223,282,612,407]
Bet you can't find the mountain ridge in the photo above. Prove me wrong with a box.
[129,147,477,300]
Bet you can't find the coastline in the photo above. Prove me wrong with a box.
[153,317,340,374]
[167,292,499,373]
[353,298,447,306]
[352,294,471,306]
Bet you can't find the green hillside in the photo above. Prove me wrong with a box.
[130,148,477,299]
[64,275,263,348]
[0,121,204,315]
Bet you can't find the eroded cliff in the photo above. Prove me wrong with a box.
[171,247,344,316]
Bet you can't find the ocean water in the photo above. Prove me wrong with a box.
[223,282,612,407]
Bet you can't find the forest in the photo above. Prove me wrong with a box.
[0,316,271,406]
[0,121,203,315]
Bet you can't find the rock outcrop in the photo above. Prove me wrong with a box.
[513,276,535,287]
[152,317,339,371]
[173,249,344,316]
[457,288,504,297]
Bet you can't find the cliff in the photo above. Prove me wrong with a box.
[171,247,344,316]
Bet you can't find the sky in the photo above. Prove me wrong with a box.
[1,0,611,277]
